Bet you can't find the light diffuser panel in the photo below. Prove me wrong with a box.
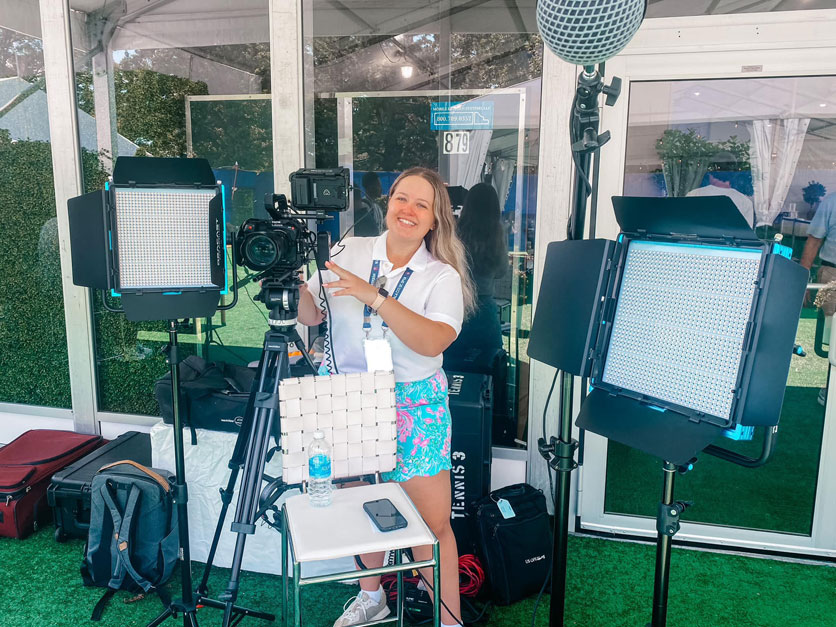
[114,187,216,290]
[602,241,762,420]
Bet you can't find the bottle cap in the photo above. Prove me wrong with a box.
[313,430,324,439]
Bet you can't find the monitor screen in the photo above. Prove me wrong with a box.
[602,241,762,421]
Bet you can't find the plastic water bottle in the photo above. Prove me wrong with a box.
[308,430,333,507]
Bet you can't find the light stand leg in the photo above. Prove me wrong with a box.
[148,321,200,627]
[548,371,578,626]
[650,461,691,627]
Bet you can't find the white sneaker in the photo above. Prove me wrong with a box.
[332,589,390,627]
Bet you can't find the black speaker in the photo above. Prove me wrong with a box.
[447,371,492,554]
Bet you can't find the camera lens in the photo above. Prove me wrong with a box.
[244,234,278,269]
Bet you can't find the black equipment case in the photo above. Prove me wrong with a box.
[474,483,552,605]
[154,355,256,435]
[47,431,151,542]
[447,371,492,554]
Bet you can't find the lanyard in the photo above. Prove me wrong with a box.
[363,259,413,334]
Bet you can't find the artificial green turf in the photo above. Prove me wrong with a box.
[605,309,827,534]
[1,525,834,626]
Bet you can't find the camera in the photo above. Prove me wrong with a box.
[235,167,348,275]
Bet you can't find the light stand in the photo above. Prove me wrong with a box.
[539,63,621,627]
[648,427,779,627]
[146,321,269,627]
[68,156,265,627]
[529,193,807,627]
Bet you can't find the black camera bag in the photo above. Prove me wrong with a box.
[474,482,552,605]
[154,355,255,441]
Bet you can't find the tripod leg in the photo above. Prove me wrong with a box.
[198,350,270,596]
[220,342,289,626]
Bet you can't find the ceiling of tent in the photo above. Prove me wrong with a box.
[55,0,836,52]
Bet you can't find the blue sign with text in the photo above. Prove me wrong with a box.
[430,101,494,130]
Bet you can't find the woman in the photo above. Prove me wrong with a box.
[444,182,507,370]
[298,167,475,627]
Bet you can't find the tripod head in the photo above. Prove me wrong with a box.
[255,274,302,328]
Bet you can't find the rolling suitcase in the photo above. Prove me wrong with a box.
[48,431,151,542]
[0,430,103,539]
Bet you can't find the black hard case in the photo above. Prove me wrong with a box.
[447,371,493,554]
[47,431,151,541]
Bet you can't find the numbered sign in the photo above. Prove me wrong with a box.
[442,131,470,155]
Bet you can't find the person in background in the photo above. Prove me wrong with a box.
[800,191,836,405]
[353,171,386,236]
[801,191,836,299]
[444,182,507,370]
[686,154,755,228]
[298,167,475,627]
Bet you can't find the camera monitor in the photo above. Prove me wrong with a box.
[68,157,227,321]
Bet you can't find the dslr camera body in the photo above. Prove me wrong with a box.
[235,167,349,276]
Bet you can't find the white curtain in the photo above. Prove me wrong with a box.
[750,118,810,227]
[491,157,516,208]
[446,130,492,189]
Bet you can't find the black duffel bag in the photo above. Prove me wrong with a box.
[154,355,255,440]
[474,482,552,605]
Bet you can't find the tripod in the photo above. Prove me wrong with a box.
[195,278,316,627]
[148,322,269,627]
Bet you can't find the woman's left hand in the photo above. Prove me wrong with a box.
[322,261,378,306]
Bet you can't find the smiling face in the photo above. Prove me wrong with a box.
[386,175,436,245]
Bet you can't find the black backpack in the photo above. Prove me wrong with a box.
[81,461,179,621]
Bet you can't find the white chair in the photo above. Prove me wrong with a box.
[281,482,441,627]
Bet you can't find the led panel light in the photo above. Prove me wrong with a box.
[602,241,762,420]
[113,187,217,290]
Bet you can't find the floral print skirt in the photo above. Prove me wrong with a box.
[317,365,452,482]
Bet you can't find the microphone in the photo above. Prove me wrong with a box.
[536,0,647,67]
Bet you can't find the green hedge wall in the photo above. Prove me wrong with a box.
[0,132,197,415]
[0,132,105,407]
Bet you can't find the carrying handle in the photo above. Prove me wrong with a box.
[98,460,170,492]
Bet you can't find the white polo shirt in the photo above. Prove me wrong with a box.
[307,231,464,383]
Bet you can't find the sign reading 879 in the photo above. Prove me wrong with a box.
[442,131,470,155]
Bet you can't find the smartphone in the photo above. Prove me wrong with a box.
[363,498,408,532]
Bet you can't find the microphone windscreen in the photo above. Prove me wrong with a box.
[536,0,646,66]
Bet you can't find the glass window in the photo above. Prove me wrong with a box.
[608,76,835,534]
[646,0,836,19]
[305,3,543,446]
[0,12,83,409]
[71,12,273,415]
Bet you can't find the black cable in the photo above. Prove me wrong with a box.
[332,204,377,256]
[569,91,594,195]
[531,369,560,627]
[354,555,465,626]
[209,327,250,364]
[544,369,560,510]
[461,596,492,624]
[317,263,338,374]
[241,270,270,324]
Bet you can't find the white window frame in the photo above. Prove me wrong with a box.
[571,9,836,558]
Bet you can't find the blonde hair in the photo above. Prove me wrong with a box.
[389,167,476,317]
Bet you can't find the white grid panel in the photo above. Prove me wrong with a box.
[279,372,397,483]
[113,188,216,290]
[602,241,762,420]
